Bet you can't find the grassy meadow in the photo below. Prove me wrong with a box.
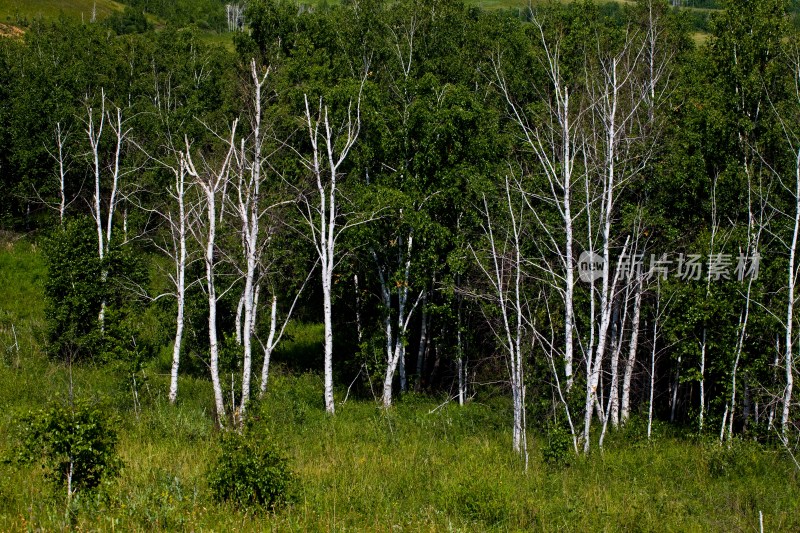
[0,0,124,24]
[0,235,799,531]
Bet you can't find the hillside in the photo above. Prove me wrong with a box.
[2,0,800,529]
[0,236,798,530]
[0,0,124,24]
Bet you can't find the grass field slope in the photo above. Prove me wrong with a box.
[1,235,799,530]
[0,0,124,24]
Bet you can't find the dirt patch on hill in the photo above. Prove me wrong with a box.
[0,23,24,39]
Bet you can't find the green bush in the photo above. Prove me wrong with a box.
[106,6,151,34]
[43,217,149,364]
[207,431,294,510]
[9,398,122,496]
[542,422,573,466]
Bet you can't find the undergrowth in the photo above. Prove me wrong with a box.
[1,237,799,531]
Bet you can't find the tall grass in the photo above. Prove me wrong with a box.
[1,236,799,530]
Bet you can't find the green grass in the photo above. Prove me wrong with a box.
[1,235,799,530]
[197,30,235,52]
[0,233,46,368]
[0,0,124,24]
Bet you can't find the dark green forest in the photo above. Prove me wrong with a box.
[1,0,800,529]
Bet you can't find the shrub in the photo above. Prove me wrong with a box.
[207,431,294,510]
[542,422,573,466]
[43,217,149,364]
[9,398,122,497]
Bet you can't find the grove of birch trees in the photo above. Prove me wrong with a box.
[3,0,800,457]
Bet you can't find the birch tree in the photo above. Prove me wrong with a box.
[770,55,800,440]
[85,89,133,332]
[581,32,648,452]
[471,178,528,464]
[185,124,238,426]
[163,153,193,405]
[493,12,585,391]
[41,122,74,227]
[620,268,644,423]
[297,88,363,414]
[230,60,271,420]
[373,236,423,407]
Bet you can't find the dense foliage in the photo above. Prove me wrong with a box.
[207,430,294,509]
[2,0,800,504]
[9,399,122,496]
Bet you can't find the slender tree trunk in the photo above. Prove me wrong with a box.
[301,90,362,414]
[168,158,188,405]
[354,274,364,344]
[782,149,800,440]
[670,354,681,422]
[457,275,465,406]
[378,235,419,408]
[700,329,707,432]
[322,260,335,413]
[415,292,428,391]
[600,296,628,447]
[55,122,68,227]
[240,252,257,419]
[238,60,270,420]
[583,58,624,451]
[235,293,244,345]
[87,92,107,332]
[474,182,528,462]
[725,278,755,442]
[621,276,644,424]
[184,122,237,426]
[647,281,662,440]
[205,193,226,424]
[769,336,780,430]
[260,295,278,393]
[648,313,659,439]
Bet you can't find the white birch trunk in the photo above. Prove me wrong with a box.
[322,262,335,412]
[670,355,681,422]
[621,274,643,423]
[582,57,626,454]
[699,185,719,432]
[700,328,707,432]
[723,169,760,442]
[457,288,465,406]
[86,90,128,334]
[600,292,629,447]
[377,235,420,408]
[300,89,363,414]
[648,290,660,440]
[205,184,225,424]
[185,123,238,426]
[354,273,364,344]
[236,60,271,420]
[494,19,580,390]
[258,269,314,395]
[472,179,528,463]
[55,122,68,227]
[168,155,189,404]
[87,93,107,330]
[782,149,800,439]
[235,293,244,345]
[260,295,278,392]
[415,292,428,388]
